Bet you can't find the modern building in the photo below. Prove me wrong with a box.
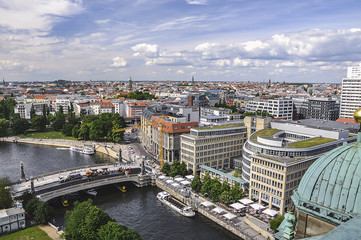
[126,101,152,118]
[0,207,26,233]
[243,115,272,139]
[180,123,246,174]
[340,63,361,119]
[242,120,357,215]
[298,98,339,120]
[246,98,293,120]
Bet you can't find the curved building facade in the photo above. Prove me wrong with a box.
[242,121,356,215]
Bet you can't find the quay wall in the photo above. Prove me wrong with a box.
[0,137,118,162]
[244,215,274,239]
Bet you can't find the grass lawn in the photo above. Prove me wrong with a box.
[252,128,281,139]
[18,131,76,140]
[0,226,52,240]
[288,137,335,148]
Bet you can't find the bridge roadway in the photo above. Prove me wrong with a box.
[11,163,142,201]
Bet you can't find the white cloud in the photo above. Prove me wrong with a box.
[132,43,159,57]
[213,59,231,67]
[185,0,208,5]
[152,16,206,31]
[111,57,127,67]
[95,19,110,25]
[176,69,184,74]
[0,0,83,32]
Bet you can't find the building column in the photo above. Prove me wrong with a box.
[259,191,262,204]
[269,196,273,209]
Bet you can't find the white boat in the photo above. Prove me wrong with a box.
[82,146,95,155]
[157,191,195,217]
[86,189,97,196]
[70,146,83,153]
[70,146,95,155]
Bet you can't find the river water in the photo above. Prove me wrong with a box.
[0,142,239,240]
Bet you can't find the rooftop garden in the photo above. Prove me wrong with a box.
[252,128,281,139]
[288,137,335,148]
[198,123,244,130]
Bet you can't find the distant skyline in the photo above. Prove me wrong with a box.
[1,0,361,83]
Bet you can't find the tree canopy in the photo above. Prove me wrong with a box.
[64,199,142,240]
[0,177,13,209]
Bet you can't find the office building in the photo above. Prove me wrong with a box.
[246,98,293,120]
[298,98,339,121]
[180,123,246,175]
[340,63,361,119]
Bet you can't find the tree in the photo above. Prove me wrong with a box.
[16,191,33,209]
[25,198,39,218]
[190,175,202,192]
[161,162,171,175]
[78,123,90,140]
[12,118,30,134]
[209,179,222,202]
[230,182,243,201]
[31,115,46,131]
[219,191,232,204]
[220,181,231,193]
[97,221,142,240]
[72,124,80,138]
[0,177,13,209]
[233,169,241,178]
[201,172,212,195]
[52,110,65,131]
[270,215,285,231]
[0,118,10,136]
[64,199,113,240]
[30,104,36,119]
[34,201,52,224]
[62,123,75,136]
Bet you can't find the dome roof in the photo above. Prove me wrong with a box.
[295,137,361,215]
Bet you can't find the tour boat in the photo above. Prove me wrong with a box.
[82,146,95,155]
[86,189,97,196]
[157,191,195,217]
[70,146,95,155]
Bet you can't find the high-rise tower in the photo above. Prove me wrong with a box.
[129,76,133,91]
[340,63,361,119]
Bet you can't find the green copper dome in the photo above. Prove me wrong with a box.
[292,135,361,224]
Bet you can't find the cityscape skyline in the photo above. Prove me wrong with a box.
[1,0,361,82]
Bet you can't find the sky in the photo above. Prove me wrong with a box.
[1,0,361,83]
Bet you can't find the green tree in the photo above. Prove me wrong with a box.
[52,110,65,131]
[72,124,80,138]
[64,199,113,240]
[270,215,285,231]
[230,182,243,201]
[16,191,33,209]
[0,118,10,136]
[111,124,124,143]
[220,181,231,193]
[61,123,75,136]
[34,201,52,224]
[161,162,171,175]
[0,98,16,120]
[233,169,241,178]
[201,172,212,196]
[97,221,142,240]
[190,175,202,192]
[25,198,39,218]
[31,115,46,131]
[13,118,30,134]
[0,177,13,209]
[78,123,90,140]
[219,191,232,204]
[30,104,36,119]
[209,179,222,202]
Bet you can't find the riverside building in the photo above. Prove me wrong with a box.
[180,123,247,175]
[242,120,357,215]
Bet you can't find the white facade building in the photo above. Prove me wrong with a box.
[340,63,361,119]
[246,98,293,120]
[0,207,26,233]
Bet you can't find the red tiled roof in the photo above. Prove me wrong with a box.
[150,116,198,134]
[336,118,357,124]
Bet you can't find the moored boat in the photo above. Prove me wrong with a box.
[157,191,195,217]
[86,189,97,196]
[70,146,83,153]
[82,146,95,155]
[70,146,95,155]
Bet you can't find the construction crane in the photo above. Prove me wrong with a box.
[115,119,165,169]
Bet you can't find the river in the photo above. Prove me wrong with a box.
[0,142,239,240]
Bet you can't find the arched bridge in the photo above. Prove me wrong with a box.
[11,163,154,202]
